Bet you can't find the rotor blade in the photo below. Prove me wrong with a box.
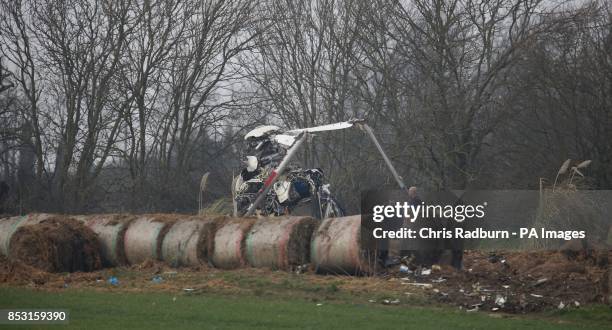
[285,121,354,134]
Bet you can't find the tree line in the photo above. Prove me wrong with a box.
[0,0,610,214]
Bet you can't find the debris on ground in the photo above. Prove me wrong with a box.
[390,250,609,313]
[108,276,119,286]
[382,298,400,305]
[0,249,608,314]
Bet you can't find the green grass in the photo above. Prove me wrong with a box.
[0,287,610,329]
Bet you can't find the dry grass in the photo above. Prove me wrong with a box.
[530,159,608,249]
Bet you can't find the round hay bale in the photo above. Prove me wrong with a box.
[78,214,135,267]
[245,216,316,269]
[311,215,374,275]
[161,216,225,267]
[8,216,102,273]
[123,215,176,265]
[211,218,256,269]
[0,213,54,257]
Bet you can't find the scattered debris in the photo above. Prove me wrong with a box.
[424,250,609,313]
[495,295,506,307]
[108,276,119,286]
[403,282,433,289]
[532,278,549,287]
[295,264,309,274]
[382,299,400,305]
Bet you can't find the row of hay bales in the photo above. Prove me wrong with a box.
[0,214,371,274]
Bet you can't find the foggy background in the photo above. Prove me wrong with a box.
[0,0,610,215]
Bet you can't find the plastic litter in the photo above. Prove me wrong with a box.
[533,278,548,287]
[108,276,119,286]
[495,295,506,306]
[382,299,400,305]
[152,275,163,284]
[399,265,410,273]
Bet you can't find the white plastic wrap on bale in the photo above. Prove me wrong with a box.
[161,219,206,267]
[310,215,373,274]
[123,217,171,265]
[245,216,315,269]
[0,213,54,257]
[212,219,255,269]
[78,214,132,266]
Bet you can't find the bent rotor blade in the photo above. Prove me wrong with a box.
[285,121,354,134]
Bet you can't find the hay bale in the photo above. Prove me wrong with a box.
[77,214,135,267]
[245,216,316,269]
[161,216,227,267]
[0,214,54,257]
[0,255,50,285]
[8,216,102,273]
[310,215,375,275]
[123,215,177,265]
[211,218,256,269]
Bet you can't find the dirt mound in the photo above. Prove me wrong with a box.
[420,250,610,312]
[9,216,103,273]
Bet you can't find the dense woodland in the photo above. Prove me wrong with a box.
[0,0,610,214]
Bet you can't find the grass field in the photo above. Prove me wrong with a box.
[0,287,610,329]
